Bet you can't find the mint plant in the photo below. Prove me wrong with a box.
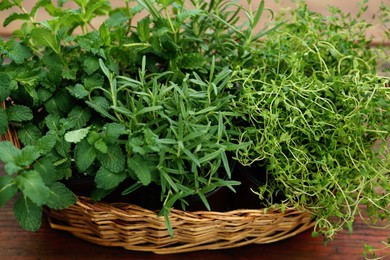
[0,0,267,234]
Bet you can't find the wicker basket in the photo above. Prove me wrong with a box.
[1,101,314,254]
[45,196,314,254]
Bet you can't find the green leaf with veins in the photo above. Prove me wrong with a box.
[31,27,61,54]
[74,139,97,172]
[95,166,127,190]
[0,176,17,207]
[16,171,50,206]
[6,105,33,122]
[46,182,76,209]
[96,144,125,173]
[13,195,42,232]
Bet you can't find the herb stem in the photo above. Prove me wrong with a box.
[165,8,177,43]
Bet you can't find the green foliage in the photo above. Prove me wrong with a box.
[0,0,388,250]
[127,154,153,186]
[6,105,33,122]
[231,0,390,247]
[5,40,31,64]
[16,170,50,206]
[17,123,42,146]
[0,176,17,207]
[0,108,8,135]
[0,72,12,101]
[97,144,126,173]
[74,140,96,172]
[64,126,91,143]
[94,166,127,190]
[46,182,76,209]
[13,195,42,232]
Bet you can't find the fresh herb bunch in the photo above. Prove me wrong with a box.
[0,0,271,234]
[231,0,390,245]
[1,0,389,253]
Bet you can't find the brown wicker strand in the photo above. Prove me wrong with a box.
[45,197,314,254]
[1,100,314,254]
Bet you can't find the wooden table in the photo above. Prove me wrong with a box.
[1,197,389,260]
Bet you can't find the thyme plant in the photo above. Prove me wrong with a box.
[231,0,390,251]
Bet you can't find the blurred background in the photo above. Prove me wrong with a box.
[0,0,388,42]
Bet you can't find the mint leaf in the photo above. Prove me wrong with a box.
[18,123,42,146]
[86,96,118,121]
[34,156,59,185]
[67,106,91,129]
[64,126,91,143]
[83,57,100,75]
[36,132,57,154]
[86,130,100,144]
[6,105,33,122]
[85,0,110,19]
[55,138,71,157]
[31,27,61,54]
[61,66,77,80]
[0,140,20,163]
[45,114,62,132]
[83,73,104,90]
[6,40,32,64]
[137,17,150,42]
[76,32,102,56]
[94,166,127,190]
[127,154,152,185]
[93,138,108,153]
[31,0,52,16]
[0,72,12,102]
[0,141,23,175]
[4,162,22,176]
[46,182,76,209]
[67,84,89,99]
[98,22,111,45]
[44,96,62,115]
[105,11,129,28]
[12,68,41,88]
[179,53,206,69]
[0,176,17,207]
[0,1,13,11]
[53,155,72,180]
[74,140,96,172]
[13,195,42,232]
[41,53,62,84]
[104,123,126,141]
[54,90,75,114]
[127,137,146,155]
[16,146,41,166]
[16,170,50,206]
[0,107,8,135]
[3,13,30,27]
[97,144,125,173]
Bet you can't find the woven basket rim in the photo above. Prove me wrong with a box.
[1,100,315,254]
[45,195,315,254]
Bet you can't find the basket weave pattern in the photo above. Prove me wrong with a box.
[46,196,314,254]
[1,101,314,254]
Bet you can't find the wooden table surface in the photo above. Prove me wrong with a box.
[1,197,389,260]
